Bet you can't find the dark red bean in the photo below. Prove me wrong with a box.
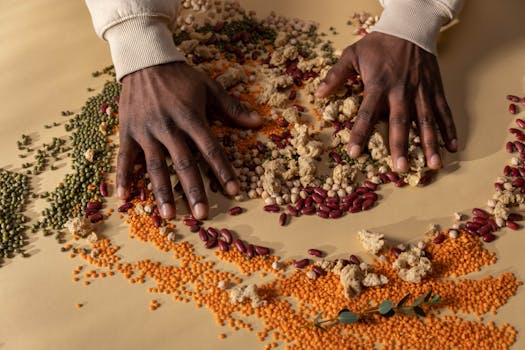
[295,198,305,211]
[218,240,229,252]
[87,201,102,210]
[205,237,218,249]
[363,180,377,191]
[312,193,324,204]
[349,205,361,213]
[183,218,200,227]
[466,228,478,236]
[329,151,342,164]
[482,233,496,242]
[207,227,219,238]
[219,228,233,244]
[506,141,515,153]
[288,90,297,100]
[316,210,329,218]
[488,219,498,232]
[228,206,243,216]
[99,182,108,197]
[349,255,361,265]
[307,249,323,257]
[152,215,162,228]
[509,103,518,115]
[301,207,316,215]
[190,225,201,233]
[84,208,98,216]
[362,192,378,201]
[433,233,446,244]
[507,95,521,102]
[305,197,314,207]
[286,205,299,217]
[508,213,524,221]
[99,102,108,113]
[140,188,147,201]
[378,173,390,184]
[495,183,504,192]
[118,202,133,212]
[313,187,327,198]
[318,204,331,213]
[88,213,103,223]
[515,141,525,153]
[255,245,270,256]
[386,172,399,182]
[472,208,490,219]
[355,186,370,194]
[391,247,402,257]
[466,221,482,230]
[511,167,520,177]
[312,265,326,276]
[478,225,492,236]
[506,220,520,230]
[509,127,523,135]
[329,210,342,219]
[343,193,358,203]
[513,178,524,187]
[362,199,375,211]
[394,179,407,187]
[198,228,209,241]
[279,213,288,226]
[516,119,525,129]
[473,217,488,225]
[294,258,310,269]
[293,104,305,112]
[340,204,350,212]
[263,204,280,212]
[234,239,246,253]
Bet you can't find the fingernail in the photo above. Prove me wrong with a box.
[193,203,207,220]
[161,203,175,219]
[450,138,458,152]
[348,145,361,158]
[117,186,128,200]
[429,154,442,169]
[249,111,263,123]
[225,180,239,195]
[396,157,408,172]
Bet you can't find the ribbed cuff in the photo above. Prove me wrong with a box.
[105,16,186,81]
[370,0,448,54]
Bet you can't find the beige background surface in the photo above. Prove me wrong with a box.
[1,1,525,349]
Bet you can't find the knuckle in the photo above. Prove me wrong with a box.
[204,143,222,160]
[218,167,234,183]
[390,115,409,127]
[225,99,245,117]
[419,114,434,128]
[155,186,174,203]
[147,158,164,172]
[423,140,438,149]
[356,109,373,123]
[186,185,205,205]
[174,158,194,172]
[390,141,407,152]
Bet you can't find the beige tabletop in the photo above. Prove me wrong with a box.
[1,1,525,349]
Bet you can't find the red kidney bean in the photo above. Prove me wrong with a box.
[506,141,515,153]
[312,193,324,204]
[516,119,525,129]
[508,213,524,221]
[329,151,342,164]
[362,199,375,211]
[340,204,350,212]
[349,205,361,213]
[511,168,520,177]
[190,225,201,233]
[465,228,478,236]
[205,237,218,249]
[472,208,490,219]
[466,221,482,230]
[433,233,446,244]
[507,95,521,102]
[183,218,200,227]
[234,239,246,253]
[99,182,108,197]
[295,198,305,211]
[378,173,390,184]
[286,205,299,217]
[139,188,147,201]
[305,197,314,207]
[279,213,288,226]
[362,192,378,201]
[316,210,329,219]
[386,171,400,182]
[312,265,326,276]
[329,210,342,219]
[301,207,316,215]
[519,167,525,177]
[488,218,498,232]
[99,102,108,113]
[478,224,492,236]
[263,204,280,212]
[343,192,358,203]
[293,104,305,112]
[509,127,522,135]
[495,183,504,192]
[349,255,361,265]
[391,247,402,257]
[509,103,518,115]
[118,202,133,212]
[513,178,524,187]
[325,201,339,210]
[87,201,102,210]
[207,227,219,239]
[255,245,270,256]
[84,208,98,216]
[363,180,377,191]
[218,240,229,252]
[307,249,323,257]
[228,206,243,216]
[482,233,496,242]
[506,220,520,230]
[503,166,511,176]
[294,258,310,269]
[518,133,525,142]
[515,141,525,153]
[318,204,331,213]
[288,89,297,100]
[304,187,314,194]
[198,228,209,241]
[219,228,233,244]
[473,217,488,225]
[395,179,407,187]
[314,187,327,198]
[152,215,162,228]
[352,197,363,207]
[355,186,370,194]
[522,97,525,106]
[88,213,103,223]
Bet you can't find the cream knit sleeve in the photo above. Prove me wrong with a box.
[371,0,465,54]
[85,0,186,81]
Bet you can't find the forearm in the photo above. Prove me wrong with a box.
[371,0,465,54]
[85,0,186,81]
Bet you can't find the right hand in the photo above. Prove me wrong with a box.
[117,62,263,220]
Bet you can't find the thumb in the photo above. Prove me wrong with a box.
[316,46,357,98]
[207,80,263,129]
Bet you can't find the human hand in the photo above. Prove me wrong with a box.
[117,62,262,220]
[316,32,457,173]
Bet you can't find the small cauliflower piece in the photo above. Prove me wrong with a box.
[392,247,432,283]
[357,229,385,255]
[361,273,388,287]
[215,64,246,89]
[229,284,267,308]
[64,217,93,238]
[84,149,95,162]
[339,264,364,298]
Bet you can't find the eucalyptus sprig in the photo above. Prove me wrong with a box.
[311,290,441,331]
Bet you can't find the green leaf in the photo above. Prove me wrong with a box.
[338,310,359,324]
[431,294,441,305]
[424,289,433,302]
[413,306,426,317]
[382,309,396,318]
[398,306,415,316]
[397,293,411,307]
[413,294,426,307]
[314,312,323,324]
[378,301,394,316]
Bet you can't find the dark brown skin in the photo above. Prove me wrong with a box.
[316,32,458,172]
[117,62,262,220]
